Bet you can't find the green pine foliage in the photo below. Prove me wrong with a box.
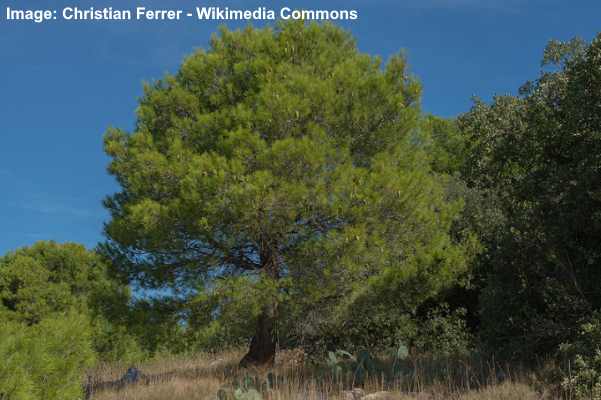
[0,241,143,362]
[102,21,476,356]
[0,241,123,324]
[0,313,95,400]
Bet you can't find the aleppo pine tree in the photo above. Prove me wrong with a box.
[103,22,473,366]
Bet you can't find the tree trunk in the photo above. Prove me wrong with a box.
[240,242,279,368]
[239,304,277,367]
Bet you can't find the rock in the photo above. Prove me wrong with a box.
[209,358,225,368]
[342,392,355,400]
[362,391,400,400]
[342,388,366,400]
[121,367,142,384]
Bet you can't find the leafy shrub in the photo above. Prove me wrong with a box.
[415,305,473,357]
[326,349,355,379]
[559,314,601,399]
[0,312,95,400]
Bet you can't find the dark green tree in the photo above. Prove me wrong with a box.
[459,35,601,359]
[103,22,475,365]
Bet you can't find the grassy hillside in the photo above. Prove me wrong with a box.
[86,350,545,400]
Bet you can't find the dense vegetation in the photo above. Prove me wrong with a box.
[2,22,601,399]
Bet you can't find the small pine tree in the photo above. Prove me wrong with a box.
[0,313,95,400]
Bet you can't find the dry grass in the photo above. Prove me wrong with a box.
[89,349,245,383]
[92,377,221,400]
[457,382,540,400]
[87,350,547,400]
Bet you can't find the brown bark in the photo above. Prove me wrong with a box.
[239,240,279,368]
[239,304,277,367]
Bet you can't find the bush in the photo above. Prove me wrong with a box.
[0,241,142,363]
[559,314,601,399]
[0,313,95,400]
[92,317,147,364]
[415,305,473,357]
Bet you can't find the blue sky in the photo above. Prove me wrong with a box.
[1,0,599,255]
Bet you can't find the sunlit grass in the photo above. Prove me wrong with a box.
[87,350,542,400]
